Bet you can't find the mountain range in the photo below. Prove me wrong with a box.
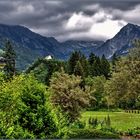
[0,23,140,70]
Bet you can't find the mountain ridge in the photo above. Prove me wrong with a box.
[0,23,103,70]
[0,23,140,70]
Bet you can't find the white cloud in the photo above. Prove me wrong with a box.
[65,12,93,30]
[64,10,127,41]
[90,19,127,39]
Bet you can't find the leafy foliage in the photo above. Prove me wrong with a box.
[88,117,98,128]
[26,58,65,85]
[85,76,106,109]
[105,41,140,109]
[50,70,91,123]
[68,129,119,139]
[0,74,67,138]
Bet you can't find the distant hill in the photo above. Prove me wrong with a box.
[0,23,140,70]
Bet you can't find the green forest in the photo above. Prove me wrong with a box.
[0,40,140,139]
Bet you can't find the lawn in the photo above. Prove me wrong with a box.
[81,111,140,131]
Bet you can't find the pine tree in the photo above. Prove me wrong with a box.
[80,54,89,77]
[112,53,118,72]
[88,53,102,77]
[88,53,96,77]
[101,55,110,79]
[68,51,81,74]
[88,53,96,65]
[3,41,16,79]
[74,61,84,77]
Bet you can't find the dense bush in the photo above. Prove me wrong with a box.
[0,74,68,139]
[68,129,119,139]
[70,120,86,129]
[50,70,91,123]
[124,127,140,136]
[88,117,98,128]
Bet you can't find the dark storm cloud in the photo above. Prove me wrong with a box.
[0,0,140,41]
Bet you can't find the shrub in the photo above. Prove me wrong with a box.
[50,70,91,123]
[68,129,119,139]
[88,117,98,128]
[70,120,86,129]
[106,115,111,127]
[0,74,68,139]
[125,127,140,136]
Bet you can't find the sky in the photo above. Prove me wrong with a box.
[0,0,140,42]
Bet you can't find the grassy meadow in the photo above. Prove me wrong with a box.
[81,111,140,131]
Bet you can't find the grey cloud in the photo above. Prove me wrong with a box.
[0,0,140,41]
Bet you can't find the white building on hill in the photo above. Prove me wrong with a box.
[45,55,53,60]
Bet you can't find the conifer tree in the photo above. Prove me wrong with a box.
[3,41,16,79]
[88,53,103,77]
[95,56,102,76]
[112,53,118,72]
[101,55,110,79]
[88,53,96,65]
[88,53,97,77]
[68,51,81,74]
[80,54,89,77]
[74,61,84,77]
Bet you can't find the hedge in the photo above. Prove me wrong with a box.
[68,129,120,139]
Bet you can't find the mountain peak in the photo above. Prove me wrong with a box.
[115,23,140,38]
[123,23,140,30]
[126,23,135,26]
[96,23,140,58]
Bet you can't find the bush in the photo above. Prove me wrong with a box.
[0,74,68,139]
[50,70,90,123]
[125,127,140,136]
[106,115,111,127]
[101,127,118,134]
[88,117,98,128]
[68,129,119,139]
[70,120,86,129]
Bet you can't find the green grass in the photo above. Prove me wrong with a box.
[81,111,140,131]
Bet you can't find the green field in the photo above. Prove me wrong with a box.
[82,111,140,131]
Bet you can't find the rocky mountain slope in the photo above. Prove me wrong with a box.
[96,23,140,58]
